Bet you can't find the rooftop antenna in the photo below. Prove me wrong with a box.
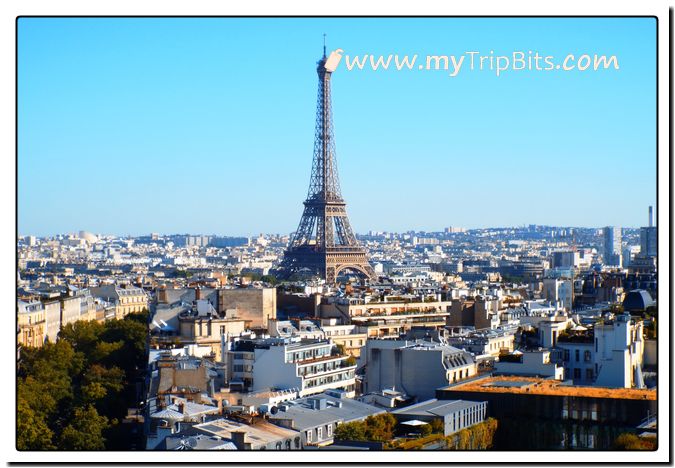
[323,33,327,57]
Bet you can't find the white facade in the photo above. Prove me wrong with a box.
[594,314,645,388]
[555,314,645,388]
[362,339,477,401]
[494,350,564,380]
[228,339,356,398]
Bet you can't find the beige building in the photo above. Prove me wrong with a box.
[177,315,246,361]
[91,285,148,319]
[320,298,450,339]
[321,323,368,357]
[218,288,276,328]
[18,301,46,348]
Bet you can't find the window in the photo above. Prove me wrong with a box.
[317,427,323,440]
[563,349,570,362]
[584,350,591,362]
[327,424,333,437]
[586,368,594,380]
[306,430,313,443]
[575,350,580,362]
[573,368,581,379]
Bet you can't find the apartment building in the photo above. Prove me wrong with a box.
[91,284,148,319]
[361,339,477,401]
[225,338,356,398]
[17,301,46,348]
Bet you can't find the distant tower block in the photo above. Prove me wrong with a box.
[279,47,375,284]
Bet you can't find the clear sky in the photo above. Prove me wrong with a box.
[18,17,657,237]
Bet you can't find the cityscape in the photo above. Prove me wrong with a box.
[16,16,660,460]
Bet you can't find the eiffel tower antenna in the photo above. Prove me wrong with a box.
[278,50,376,284]
[323,33,326,57]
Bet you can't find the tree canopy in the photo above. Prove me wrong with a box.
[17,310,149,450]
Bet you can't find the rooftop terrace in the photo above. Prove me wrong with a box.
[442,376,656,401]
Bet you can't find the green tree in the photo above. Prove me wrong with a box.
[59,405,109,450]
[334,421,367,441]
[59,320,105,356]
[260,275,277,285]
[16,397,54,450]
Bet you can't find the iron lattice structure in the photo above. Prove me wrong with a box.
[279,51,376,284]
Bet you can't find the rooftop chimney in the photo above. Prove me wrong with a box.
[648,206,653,227]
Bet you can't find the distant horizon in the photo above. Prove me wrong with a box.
[19,18,656,235]
[19,222,654,239]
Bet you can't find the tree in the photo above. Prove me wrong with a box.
[260,275,277,285]
[364,413,397,442]
[59,320,105,356]
[430,418,445,434]
[59,405,109,450]
[334,421,367,441]
[16,397,54,450]
[419,423,432,437]
[613,433,657,450]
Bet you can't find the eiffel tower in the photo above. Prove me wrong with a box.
[279,46,376,284]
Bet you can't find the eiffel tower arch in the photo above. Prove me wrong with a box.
[278,47,376,284]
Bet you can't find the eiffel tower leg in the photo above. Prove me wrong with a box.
[326,266,335,284]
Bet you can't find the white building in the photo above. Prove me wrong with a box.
[361,339,477,401]
[226,338,356,398]
[555,313,645,388]
[494,349,564,380]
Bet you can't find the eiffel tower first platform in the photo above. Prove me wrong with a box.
[278,47,376,284]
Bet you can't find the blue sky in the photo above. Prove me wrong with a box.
[18,17,656,237]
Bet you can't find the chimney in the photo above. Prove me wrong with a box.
[648,206,653,227]
[195,286,202,301]
[231,431,250,450]
[178,402,186,414]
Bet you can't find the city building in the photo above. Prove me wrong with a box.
[494,349,564,379]
[602,226,622,267]
[361,339,477,401]
[391,398,488,437]
[268,390,385,447]
[218,287,276,328]
[90,284,148,319]
[225,337,356,398]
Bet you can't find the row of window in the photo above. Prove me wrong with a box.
[563,349,592,362]
[285,347,332,363]
[306,423,334,443]
[451,404,486,433]
[304,371,354,388]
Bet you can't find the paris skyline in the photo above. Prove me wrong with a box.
[18,17,656,237]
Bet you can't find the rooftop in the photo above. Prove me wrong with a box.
[194,418,297,446]
[268,393,384,430]
[441,376,656,401]
[392,398,482,417]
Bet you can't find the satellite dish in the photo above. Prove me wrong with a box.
[270,406,278,415]
[186,437,198,448]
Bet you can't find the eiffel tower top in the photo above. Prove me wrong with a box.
[306,43,342,204]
